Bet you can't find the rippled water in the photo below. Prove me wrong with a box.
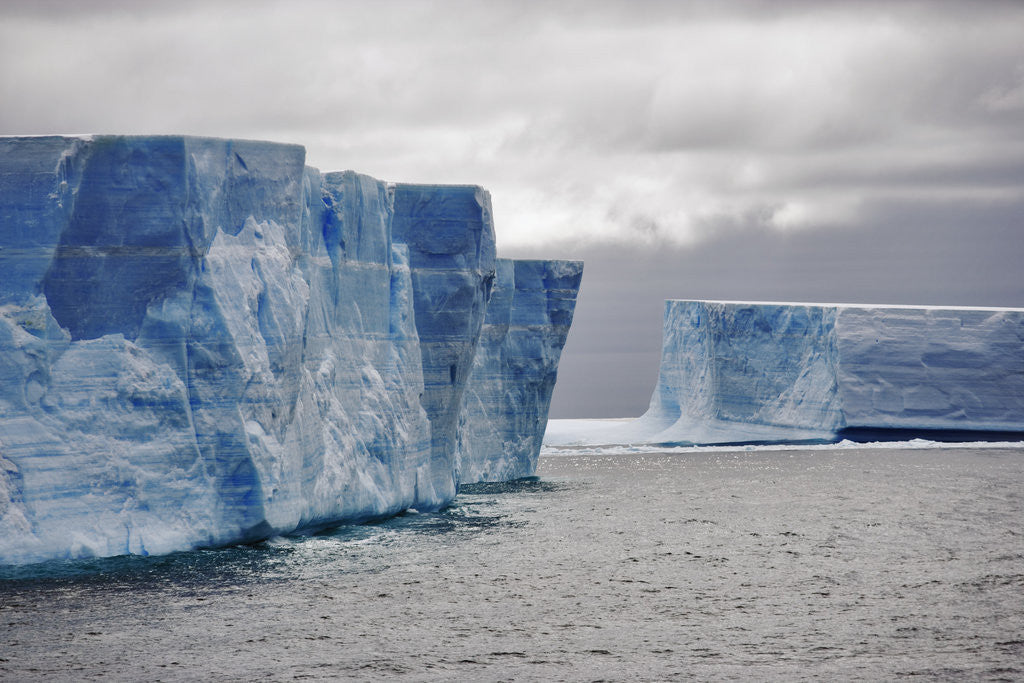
[2,445,1023,681]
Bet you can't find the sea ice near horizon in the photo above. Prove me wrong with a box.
[542,418,1024,455]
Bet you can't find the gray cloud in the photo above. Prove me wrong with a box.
[2,0,1022,415]
[510,196,1024,416]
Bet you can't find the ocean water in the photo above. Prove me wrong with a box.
[2,444,1023,681]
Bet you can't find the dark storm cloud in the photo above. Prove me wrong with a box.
[510,197,1024,417]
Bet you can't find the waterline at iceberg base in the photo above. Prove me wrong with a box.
[0,135,582,565]
[545,300,1024,448]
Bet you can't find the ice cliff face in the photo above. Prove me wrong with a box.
[0,136,581,565]
[391,185,496,502]
[456,259,583,484]
[634,300,1024,445]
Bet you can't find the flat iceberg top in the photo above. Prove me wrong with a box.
[0,134,305,154]
[391,181,489,191]
[667,299,1024,313]
[0,134,94,140]
[1,133,290,143]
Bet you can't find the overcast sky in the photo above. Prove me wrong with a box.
[3,0,1023,416]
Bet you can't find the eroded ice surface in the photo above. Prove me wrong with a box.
[456,259,583,484]
[544,300,1024,447]
[0,136,581,565]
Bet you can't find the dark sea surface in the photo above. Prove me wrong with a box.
[2,444,1023,681]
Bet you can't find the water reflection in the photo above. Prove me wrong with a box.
[0,476,569,585]
[0,543,285,589]
[458,476,576,496]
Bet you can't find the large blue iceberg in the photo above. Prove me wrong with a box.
[547,300,1024,447]
[0,135,581,565]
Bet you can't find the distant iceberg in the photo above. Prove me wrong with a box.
[0,136,581,565]
[545,300,1024,447]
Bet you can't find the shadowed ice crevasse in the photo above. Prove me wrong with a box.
[0,136,581,564]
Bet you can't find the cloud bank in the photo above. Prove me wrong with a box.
[4,1,1022,416]
[3,1,1022,251]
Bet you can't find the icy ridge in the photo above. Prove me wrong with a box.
[0,136,581,565]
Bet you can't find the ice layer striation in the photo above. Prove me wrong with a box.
[456,258,583,483]
[0,136,581,565]
[624,300,1024,445]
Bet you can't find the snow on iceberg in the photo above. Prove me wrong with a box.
[0,136,582,565]
[545,300,1024,447]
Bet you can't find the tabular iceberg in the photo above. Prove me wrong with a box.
[551,300,1023,447]
[0,135,582,565]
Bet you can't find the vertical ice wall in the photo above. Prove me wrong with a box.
[456,259,583,484]
[391,185,497,501]
[834,306,1024,434]
[1,136,246,561]
[0,135,580,565]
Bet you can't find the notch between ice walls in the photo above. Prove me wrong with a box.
[0,136,583,565]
